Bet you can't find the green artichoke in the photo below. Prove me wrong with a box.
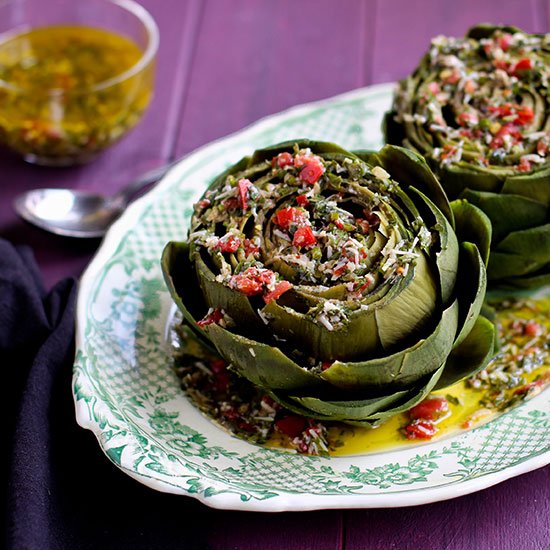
[385,24,550,289]
[162,140,496,427]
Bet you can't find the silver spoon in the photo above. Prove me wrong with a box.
[14,162,176,238]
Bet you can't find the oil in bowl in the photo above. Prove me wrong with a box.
[0,1,158,166]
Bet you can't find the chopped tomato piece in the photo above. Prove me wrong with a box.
[427,81,440,94]
[404,420,437,440]
[243,238,260,257]
[217,235,241,253]
[321,361,333,371]
[515,105,534,126]
[497,33,513,51]
[210,358,227,373]
[490,123,522,149]
[523,320,542,337]
[263,281,293,304]
[409,396,449,421]
[275,415,308,438]
[512,57,533,76]
[222,197,239,211]
[295,155,325,185]
[238,178,252,211]
[296,194,309,206]
[458,112,478,126]
[333,218,345,230]
[272,151,294,168]
[293,225,317,248]
[518,156,532,172]
[197,308,224,327]
[273,206,307,229]
[197,198,211,209]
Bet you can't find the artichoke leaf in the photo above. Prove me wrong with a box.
[450,200,492,265]
[205,323,327,391]
[374,144,454,224]
[408,187,458,305]
[263,297,381,361]
[321,299,459,390]
[282,391,409,421]
[466,23,522,40]
[453,242,487,348]
[488,223,550,279]
[435,315,496,390]
[374,252,437,350]
[349,364,445,427]
[460,189,548,245]
[502,168,550,204]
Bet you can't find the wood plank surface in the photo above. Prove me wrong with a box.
[0,2,549,548]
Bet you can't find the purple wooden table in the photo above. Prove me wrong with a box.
[2,1,549,548]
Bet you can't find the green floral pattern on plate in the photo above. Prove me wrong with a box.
[73,83,550,511]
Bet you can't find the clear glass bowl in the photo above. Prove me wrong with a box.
[0,0,158,166]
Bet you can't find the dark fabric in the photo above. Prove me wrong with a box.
[2,240,208,550]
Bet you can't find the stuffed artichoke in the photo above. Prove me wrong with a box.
[385,24,550,289]
[162,140,496,427]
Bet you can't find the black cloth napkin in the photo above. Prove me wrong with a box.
[2,240,208,550]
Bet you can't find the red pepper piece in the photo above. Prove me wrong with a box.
[517,157,532,172]
[523,320,541,337]
[272,152,294,168]
[238,178,252,211]
[217,235,241,253]
[296,194,309,207]
[273,206,307,230]
[498,33,513,51]
[197,309,224,327]
[409,396,449,421]
[293,225,317,248]
[404,420,437,440]
[515,105,534,126]
[299,157,325,185]
[210,358,227,373]
[512,57,533,76]
[243,238,260,257]
[263,281,293,304]
[275,415,308,438]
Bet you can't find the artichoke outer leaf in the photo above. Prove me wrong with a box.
[262,298,381,362]
[204,323,327,392]
[375,144,454,225]
[321,299,459,390]
[488,223,550,280]
[271,365,445,425]
[450,200,492,265]
[492,269,550,291]
[285,390,410,421]
[459,189,548,245]
[160,241,217,352]
[374,252,438,350]
[435,315,496,390]
[502,168,550,204]
[354,364,445,427]
[407,187,458,305]
[439,164,503,198]
[453,242,487,348]
[466,23,523,40]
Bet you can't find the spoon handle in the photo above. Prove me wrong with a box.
[111,160,179,206]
